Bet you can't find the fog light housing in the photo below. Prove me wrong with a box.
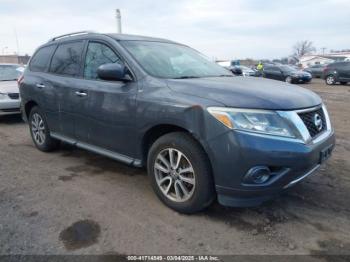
[243,166,271,185]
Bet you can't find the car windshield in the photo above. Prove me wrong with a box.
[121,41,232,79]
[0,65,23,81]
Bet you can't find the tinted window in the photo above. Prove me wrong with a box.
[84,42,121,80]
[30,45,56,72]
[50,41,84,76]
[265,66,279,71]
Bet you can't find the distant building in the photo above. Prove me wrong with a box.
[0,55,31,65]
[299,52,350,68]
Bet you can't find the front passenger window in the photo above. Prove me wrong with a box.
[84,42,121,80]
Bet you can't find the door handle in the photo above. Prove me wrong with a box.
[75,91,88,97]
[36,83,45,89]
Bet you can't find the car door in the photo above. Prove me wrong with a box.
[343,62,350,81]
[80,41,138,157]
[26,44,59,132]
[48,40,89,141]
[267,66,283,80]
[335,62,348,81]
[314,65,323,77]
[263,66,273,79]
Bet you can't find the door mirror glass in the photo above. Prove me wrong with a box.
[97,63,131,81]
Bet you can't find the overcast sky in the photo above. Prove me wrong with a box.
[0,0,349,59]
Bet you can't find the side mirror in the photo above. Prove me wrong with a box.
[97,63,132,81]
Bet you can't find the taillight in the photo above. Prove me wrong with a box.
[17,74,24,86]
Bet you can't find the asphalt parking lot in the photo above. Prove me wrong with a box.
[0,78,349,256]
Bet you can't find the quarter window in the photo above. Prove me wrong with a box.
[30,45,56,72]
[84,42,121,80]
[50,41,84,77]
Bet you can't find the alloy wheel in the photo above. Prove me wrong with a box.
[31,113,46,145]
[326,76,335,85]
[154,148,195,202]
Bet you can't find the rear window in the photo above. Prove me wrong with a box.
[0,65,22,81]
[30,45,56,72]
[50,41,84,77]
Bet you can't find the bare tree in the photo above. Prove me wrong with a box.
[292,40,316,60]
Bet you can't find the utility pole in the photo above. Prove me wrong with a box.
[14,27,20,55]
[115,9,122,34]
[321,47,327,55]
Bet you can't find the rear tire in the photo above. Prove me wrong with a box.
[29,106,59,152]
[326,75,336,85]
[147,132,215,213]
[340,82,347,85]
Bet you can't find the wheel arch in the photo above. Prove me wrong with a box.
[141,124,211,168]
[24,100,39,119]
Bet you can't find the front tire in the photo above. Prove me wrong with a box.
[340,82,347,85]
[147,132,215,213]
[29,106,59,152]
[326,75,336,85]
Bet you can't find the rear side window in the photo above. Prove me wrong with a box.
[30,45,56,72]
[84,42,121,80]
[50,41,84,77]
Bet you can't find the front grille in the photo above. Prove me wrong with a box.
[298,107,327,138]
[8,93,20,100]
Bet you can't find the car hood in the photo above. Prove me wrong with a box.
[166,76,322,110]
[0,81,19,93]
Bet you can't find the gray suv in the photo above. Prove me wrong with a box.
[20,32,335,213]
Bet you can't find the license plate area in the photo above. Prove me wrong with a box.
[319,144,333,164]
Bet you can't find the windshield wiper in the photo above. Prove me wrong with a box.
[0,79,17,81]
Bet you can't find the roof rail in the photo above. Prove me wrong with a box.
[48,31,96,42]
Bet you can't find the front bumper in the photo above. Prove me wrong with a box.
[0,99,21,115]
[207,129,335,207]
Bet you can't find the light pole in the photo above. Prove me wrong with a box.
[115,9,122,34]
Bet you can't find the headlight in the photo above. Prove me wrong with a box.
[0,93,8,100]
[207,107,296,138]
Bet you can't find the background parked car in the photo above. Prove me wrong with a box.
[263,65,312,84]
[228,65,243,76]
[323,62,350,85]
[304,64,327,78]
[0,63,24,116]
[225,65,257,77]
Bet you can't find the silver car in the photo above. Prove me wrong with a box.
[0,64,24,116]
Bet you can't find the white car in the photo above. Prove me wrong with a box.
[0,64,24,116]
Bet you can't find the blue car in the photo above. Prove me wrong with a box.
[20,32,334,213]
